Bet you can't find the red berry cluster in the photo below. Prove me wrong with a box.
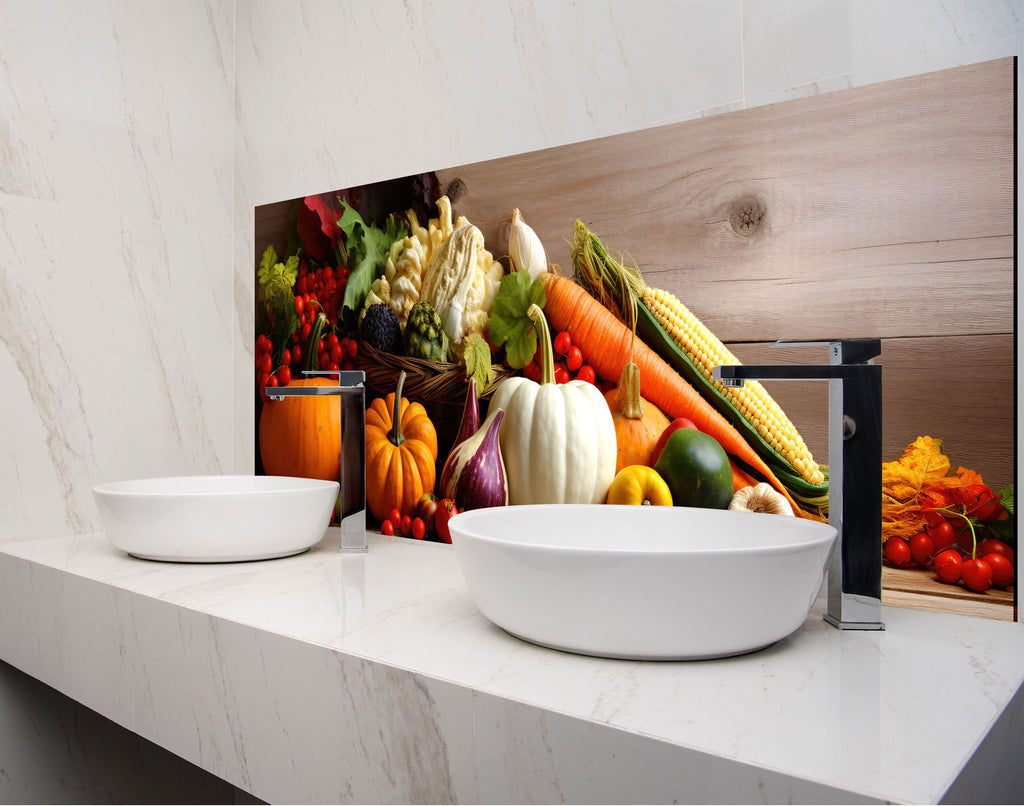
[316,332,359,373]
[883,511,1015,594]
[522,329,596,385]
[287,292,319,371]
[255,334,291,402]
[295,264,349,326]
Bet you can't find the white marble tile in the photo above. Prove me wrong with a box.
[0,0,234,228]
[0,193,234,540]
[234,0,743,208]
[2,531,1021,803]
[742,0,1024,104]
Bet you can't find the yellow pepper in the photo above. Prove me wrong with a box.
[605,465,673,506]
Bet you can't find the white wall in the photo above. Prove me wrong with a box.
[0,0,235,544]
[0,0,1020,801]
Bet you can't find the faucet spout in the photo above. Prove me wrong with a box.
[265,370,367,553]
[713,339,884,630]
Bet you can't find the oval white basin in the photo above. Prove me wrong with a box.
[93,475,339,563]
[449,504,838,661]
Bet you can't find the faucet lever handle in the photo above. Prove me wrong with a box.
[771,338,881,365]
[301,369,366,387]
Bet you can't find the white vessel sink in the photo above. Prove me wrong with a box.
[93,475,339,563]
[449,504,837,661]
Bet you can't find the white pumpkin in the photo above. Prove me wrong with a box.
[488,303,617,505]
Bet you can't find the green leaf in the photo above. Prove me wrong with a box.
[256,245,299,354]
[488,271,547,369]
[999,484,1014,516]
[338,201,409,322]
[464,334,496,392]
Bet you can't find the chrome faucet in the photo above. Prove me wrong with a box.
[713,339,884,630]
[266,370,367,553]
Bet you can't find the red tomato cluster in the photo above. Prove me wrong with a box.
[521,330,596,385]
[315,332,359,373]
[295,264,350,327]
[381,496,459,544]
[255,334,291,402]
[883,514,1014,594]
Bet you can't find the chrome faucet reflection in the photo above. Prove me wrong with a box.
[713,339,883,630]
[265,370,367,552]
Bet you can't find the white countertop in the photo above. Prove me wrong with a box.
[0,528,1021,804]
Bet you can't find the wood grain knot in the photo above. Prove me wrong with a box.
[444,178,466,203]
[729,195,766,236]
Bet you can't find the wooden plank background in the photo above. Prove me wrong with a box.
[431,57,1015,486]
[255,57,1015,487]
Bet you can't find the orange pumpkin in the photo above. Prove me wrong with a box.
[259,377,341,481]
[365,371,438,522]
[604,360,670,473]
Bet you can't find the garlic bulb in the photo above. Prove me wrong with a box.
[728,483,794,516]
[508,208,547,279]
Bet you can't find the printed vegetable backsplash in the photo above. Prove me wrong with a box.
[254,172,1014,598]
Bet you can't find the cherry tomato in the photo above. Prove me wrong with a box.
[961,558,993,593]
[380,520,394,536]
[934,548,963,584]
[554,366,570,384]
[291,344,302,366]
[553,331,572,356]
[259,353,273,375]
[884,537,912,567]
[909,532,934,567]
[388,508,402,531]
[978,538,1014,564]
[295,296,305,316]
[923,510,946,528]
[523,362,542,382]
[330,343,344,363]
[401,514,412,536]
[276,366,291,386]
[929,519,956,552]
[345,339,359,359]
[981,553,1014,588]
[434,499,458,544]
[327,333,340,350]
[575,365,596,384]
[411,517,426,540]
[565,345,583,372]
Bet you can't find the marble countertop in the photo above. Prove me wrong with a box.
[0,528,1022,804]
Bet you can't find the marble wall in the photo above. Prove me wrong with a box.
[0,0,235,543]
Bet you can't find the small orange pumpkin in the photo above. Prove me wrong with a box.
[604,360,670,473]
[365,371,438,522]
[259,377,342,481]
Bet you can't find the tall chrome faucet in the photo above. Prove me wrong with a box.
[713,339,884,630]
[265,370,367,553]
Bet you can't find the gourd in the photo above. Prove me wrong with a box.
[259,312,340,481]
[365,371,439,522]
[488,303,616,505]
[604,360,670,473]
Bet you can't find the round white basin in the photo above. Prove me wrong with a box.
[93,475,339,563]
[449,504,838,661]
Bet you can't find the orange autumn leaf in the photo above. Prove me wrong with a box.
[881,436,950,503]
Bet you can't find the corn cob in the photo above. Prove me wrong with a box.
[644,287,824,486]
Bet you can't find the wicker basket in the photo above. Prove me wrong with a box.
[355,340,516,477]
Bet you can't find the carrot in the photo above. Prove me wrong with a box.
[730,460,758,494]
[540,272,807,515]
